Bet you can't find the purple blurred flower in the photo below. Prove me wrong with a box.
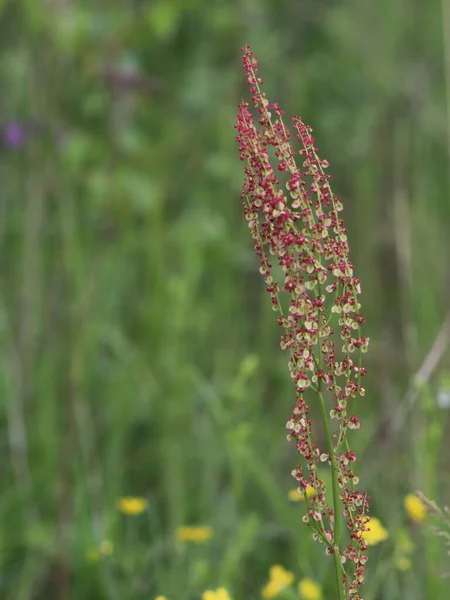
[2,122,29,148]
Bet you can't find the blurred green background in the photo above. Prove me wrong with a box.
[0,0,449,599]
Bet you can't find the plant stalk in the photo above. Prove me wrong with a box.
[318,390,345,600]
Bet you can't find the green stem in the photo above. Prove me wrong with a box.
[318,390,345,600]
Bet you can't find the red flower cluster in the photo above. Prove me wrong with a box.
[235,46,370,598]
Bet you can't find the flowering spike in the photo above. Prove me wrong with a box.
[235,46,370,600]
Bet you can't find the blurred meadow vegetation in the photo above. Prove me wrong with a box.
[0,0,449,599]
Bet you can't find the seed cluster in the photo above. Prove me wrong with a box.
[235,46,370,597]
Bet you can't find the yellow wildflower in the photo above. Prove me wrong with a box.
[288,486,315,502]
[176,525,213,542]
[116,496,148,515]
[202,588,231,600]
[361,517,389,546]
[261,565,294,598]
[404,493,427,523]
[155,597,168,600]
[395,557,412,571]
[298,577,322,600]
